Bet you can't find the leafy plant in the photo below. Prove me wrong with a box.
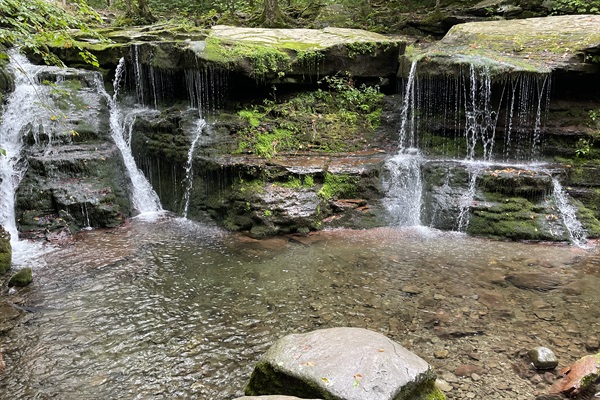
[575,138,592,158]
[0,0,106,67]
[551,0,600,14]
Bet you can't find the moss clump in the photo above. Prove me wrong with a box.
[0,226,11,274]
[8,267,32,287]
[203,36,291,81]
[318,173,359,200]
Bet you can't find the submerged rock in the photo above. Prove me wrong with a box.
[528,347,559,370]
[245,327,444,400]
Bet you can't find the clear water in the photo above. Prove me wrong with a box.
[1,219,598,399]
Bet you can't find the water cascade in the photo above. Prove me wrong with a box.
[552,178,588,247]
[0,51,64,258]
[95,58,163,216]
[386,59,586,244]
[383,60,425,227]
[182,119,207,218]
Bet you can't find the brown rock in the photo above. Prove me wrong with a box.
[585,336,599,352]
[454,364,484,377]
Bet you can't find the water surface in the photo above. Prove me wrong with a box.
[1,218,598,399]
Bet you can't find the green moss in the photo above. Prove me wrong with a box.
[8,267,32,287]
[346,41,378,58]
[203,36,291,80]
[234,75,384,157]
[318,173,359,200]
[0,227,11,274]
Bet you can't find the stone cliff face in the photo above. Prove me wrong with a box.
[2,18,600,242]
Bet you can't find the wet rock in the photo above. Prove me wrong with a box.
[245,327,443,399]
[585,336,600,352]
[528,347,558,370]
[0,226,11,274]
[401,284,423,295]
[454,365,485,377]
[505,272,566,292]
[8,267,33,287]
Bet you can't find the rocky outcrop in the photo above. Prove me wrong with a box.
[12,66,131,241]
[245,327,444,400]
[401,15,600,76]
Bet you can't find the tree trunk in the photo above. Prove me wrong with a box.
[260,0,289,27]
[136,0,155,22]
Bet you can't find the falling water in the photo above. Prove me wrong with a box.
[398,60,418,151]
[95,58,163,216]
[552,178,587,247]
[456,164,484,231]
[181,119,206,218]
[0,51,60,260]
[382,152,423,226]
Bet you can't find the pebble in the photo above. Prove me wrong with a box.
[436,379,453,392]
[434,349,449,359]
[585,336,599,351]
[401,284,422,294]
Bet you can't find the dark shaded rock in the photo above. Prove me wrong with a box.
[0,226,11,274]
[245,327,443,400]
[528,347,559,370]
[8,267,33,287]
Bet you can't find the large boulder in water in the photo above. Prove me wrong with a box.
[245,327,444,400]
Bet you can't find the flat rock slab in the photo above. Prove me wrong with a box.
[404,15,600,75]
[245,327,440,400]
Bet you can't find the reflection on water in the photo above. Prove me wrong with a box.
[1,218,599,399]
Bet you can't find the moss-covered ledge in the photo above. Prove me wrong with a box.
[400,15,600,77]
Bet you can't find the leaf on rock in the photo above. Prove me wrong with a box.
[549,354,600,396]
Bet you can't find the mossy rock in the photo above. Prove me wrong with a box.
[8,268,33,287]
[403,15,600,77]
[0,226,11,274]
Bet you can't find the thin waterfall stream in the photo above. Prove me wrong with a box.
[95,58,163,217]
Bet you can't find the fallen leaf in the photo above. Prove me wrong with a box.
[549,353,600,395]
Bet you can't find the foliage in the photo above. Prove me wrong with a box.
[235,74,384,158]
[575,138,592,158]
[551,0,600,14]
[318,173,358,200]
[0,0,105,67]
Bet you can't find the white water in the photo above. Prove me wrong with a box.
[0,51,58,263]
[552,178,588,247]
[383,152,423,226]
[456,164,484,231]
[398,60,418,151]
[182,118,207,218]
[95,58,163,217]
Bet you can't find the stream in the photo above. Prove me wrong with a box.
[1,217,599,399]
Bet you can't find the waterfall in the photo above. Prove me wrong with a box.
[95,58,163,216]
[0,51,67,262]
[398,60,418,151]
[182,119,206,218]
[456,163,483,231]
[552,178,587,247]
[382,152,423,226]
[383,59,425,226]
